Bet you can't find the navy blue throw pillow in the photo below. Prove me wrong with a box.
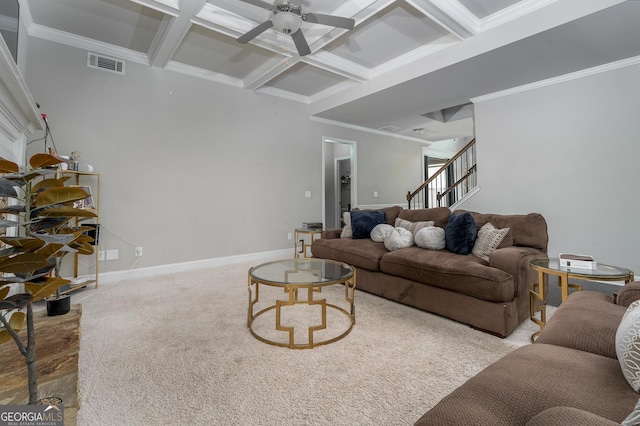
[445,212,478,255]
[350,210,386,239]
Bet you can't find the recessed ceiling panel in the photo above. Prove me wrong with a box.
[323,1,450,68]
[28,0,164,53]
[173,25,280,79]
[458,0,523,19]
[263,62,350,97]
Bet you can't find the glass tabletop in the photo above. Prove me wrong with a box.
[530,258,633,279]
[250,259,353,285]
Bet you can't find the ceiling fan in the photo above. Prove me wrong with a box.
[236,0,355,56]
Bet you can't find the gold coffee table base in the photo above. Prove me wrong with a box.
[248,259,356,349]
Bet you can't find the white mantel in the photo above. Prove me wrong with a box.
[0,36,43,165]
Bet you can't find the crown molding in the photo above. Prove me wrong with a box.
[472,55,640,103]
[27,24,150,65]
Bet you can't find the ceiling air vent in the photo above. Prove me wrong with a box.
[87,52,125,75]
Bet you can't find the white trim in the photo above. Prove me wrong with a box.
[311,116,433,145]
[356,203,406,210]
[472,55,640,103]
[449,185,481,211]
[78,249,292,286]
[322,137,357,228]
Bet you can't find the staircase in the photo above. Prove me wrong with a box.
[407,138,477,210]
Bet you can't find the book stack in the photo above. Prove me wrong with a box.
[302,222,323,230]
[559,253,596,270]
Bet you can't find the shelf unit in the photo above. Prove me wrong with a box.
[56,170,100,294]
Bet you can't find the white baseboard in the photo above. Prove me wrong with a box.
[86,248,292,285]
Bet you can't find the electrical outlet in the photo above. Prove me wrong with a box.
[98,250,105,261]
[287,233,292,240]
[135,246,143,257]
[106,249,119,260]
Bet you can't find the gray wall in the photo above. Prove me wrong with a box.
[463,63,640,275]
[24,37,424,274]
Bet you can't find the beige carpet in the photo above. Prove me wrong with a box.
[72,258,551,425]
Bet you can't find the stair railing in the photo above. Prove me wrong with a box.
[407,138,477,209]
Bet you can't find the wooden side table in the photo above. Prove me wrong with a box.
[294,227,322,258]
[529,257,634,340]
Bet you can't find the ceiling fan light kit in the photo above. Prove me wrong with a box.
[272,11,302,34]
[237,0,355,57]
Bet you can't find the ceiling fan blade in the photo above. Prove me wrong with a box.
[304,13,355,30]
[237,20,274,44]
[237,0,273,11]
[291,29,311,56]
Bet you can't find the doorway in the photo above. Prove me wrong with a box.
[322,137,357,229]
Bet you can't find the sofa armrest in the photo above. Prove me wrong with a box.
[489,246,546,297]
[321,228,342,239]
[615,281,640,307]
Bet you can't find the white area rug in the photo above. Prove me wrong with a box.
[73,259,551,425]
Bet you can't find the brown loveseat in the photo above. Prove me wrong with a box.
[311,207,548,337]
[415,283,640,425]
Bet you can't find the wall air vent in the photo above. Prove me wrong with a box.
[87,52,125,75]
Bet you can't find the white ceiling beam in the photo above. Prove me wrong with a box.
[244,58,299,90]
[405,0,475,39]
[147,0,208,68]
[128,0,180,17]
[302,51,370,82]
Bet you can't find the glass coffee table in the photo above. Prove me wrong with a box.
[529,257,634,340]
[247,258,356,349]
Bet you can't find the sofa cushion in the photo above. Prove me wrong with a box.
[415,343,640,426]
[350,210,385,239]
[380,247,514,302]
[617,300,640,392]
[414,226,446,250]
[398,207,451,228]
[340,211,352,238]
[526,407,620,426]
[536,291,624,359]
[310,237,388,272]
[455,210,548,251]
[623,399,640,426]
[383,227,413,251]
[472,222,510,262]
[370,224,394,243]
[341,206,403,238]
[395,217,434,236]
[445,212,477,255]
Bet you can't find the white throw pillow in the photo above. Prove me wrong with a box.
[395,217,434,236]
[472,222,510,262]
[340,211,352,238]
[415,226,446,250]
[383,227,414,251]
[371,224,394,243]
[616,300,640,393]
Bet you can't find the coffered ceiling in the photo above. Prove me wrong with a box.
[15,0,640,141]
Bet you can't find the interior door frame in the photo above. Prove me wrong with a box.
[322,137,357,228]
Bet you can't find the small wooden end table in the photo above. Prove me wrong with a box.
[529,257,634,340]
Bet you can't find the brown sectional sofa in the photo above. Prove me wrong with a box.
[311,206,548,337]
[415,284,640,425]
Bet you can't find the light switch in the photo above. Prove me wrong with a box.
[305,190,311,198]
